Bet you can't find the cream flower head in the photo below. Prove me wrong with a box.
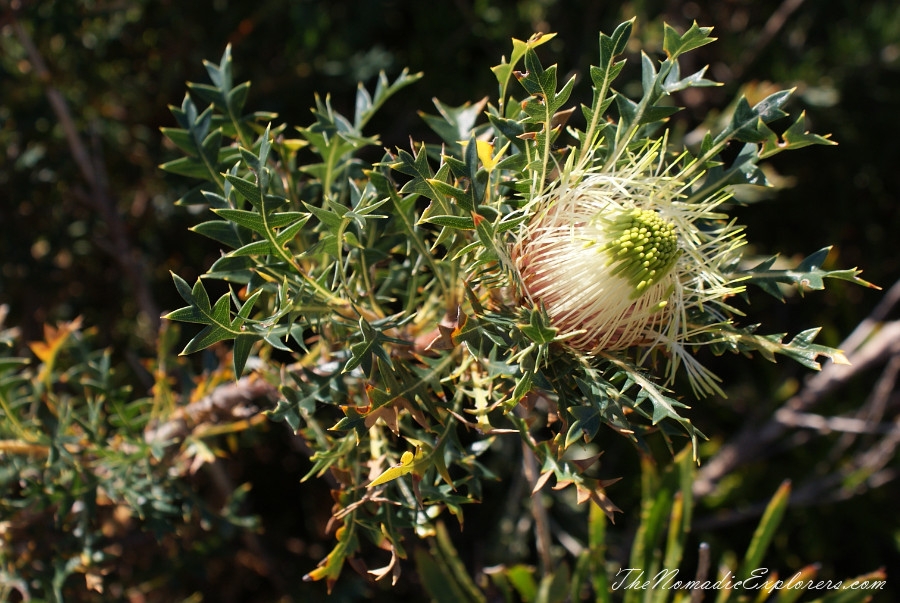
[512,139,747,396]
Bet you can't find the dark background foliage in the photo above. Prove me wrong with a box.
[2,0,898,601]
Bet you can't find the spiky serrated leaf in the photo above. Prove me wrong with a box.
[759,111,837,159]
[491,32,557,111]
[354,68,422,130]
[565,406,603,449]
[419,97,487,151]
[741,247,877,300]
[662,21,716,59]
[662,63,719,93]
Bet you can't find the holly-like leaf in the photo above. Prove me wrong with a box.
[728,327,850,370]
[392,145,453,217]
[759,110,837,159]
[343,318,409,374]
[164,274,263,375]
[516,48,577,125]
[741,247,878,300]
[662,21,716,59]
[354,68,423,130]
[419,97,488,153]
[519,307,557,345]
[565,405,603,449]
[160,99,224,186]
[718,90,793,146]
[662,63,719,94]
[491,32,557,112]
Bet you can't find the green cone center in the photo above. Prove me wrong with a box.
[600,208,681,298]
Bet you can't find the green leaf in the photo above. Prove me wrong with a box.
[190,220,244,248]
[503,565,539,602]
[599,19,633,66]
[491,32,557,112]
[760,110,837,159]
[419,97,487,152]
[163,305,206,324]
[161,96,226,187]
[565,405,602,448]
[663,21,716,59]
[185,44,258,148]
[662,63,719,93]
[416,523,487,603]
[160,126,200,157]
[228,240,279,257]
[423,215,475,230]
[426,178,474,211]
[182,323,236,355]
[297,93,380,192]
[224,173,262,206]
[213,209,309,234]
[231,333,257,376]
[578,19,633,164]
[519,308,556,345]
[164,274,257,360]
[159,156,217,180]
[740,327,850,371]
[392,145,454,219]
[353,68,422,130]
[601,353,703,443]
[715,91,793,147]
[304,200,347,232]
[517,48,576,123]
[343,319,406,374]
[741,247,878,300]
[737,481,791,581]
[264,398,302,432]
[535,562,570,603]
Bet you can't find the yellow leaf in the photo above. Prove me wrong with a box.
[28,316,83,364]
[367,449,422,488]
[458,139,510,173]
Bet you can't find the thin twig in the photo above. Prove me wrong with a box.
[521,440,554,576]
[840,276,900,354]
[694,317,900,497]
[690,542,710,603]
[774,408,900,436]
[829,352,900,460]
[144,375,278,445]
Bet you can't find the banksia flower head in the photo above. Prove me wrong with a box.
[513,139,746,396]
